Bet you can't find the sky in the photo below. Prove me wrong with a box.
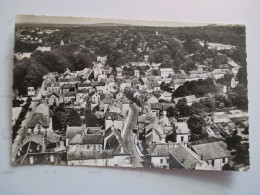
[15,14,214,27]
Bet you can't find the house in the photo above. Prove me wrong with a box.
[35,102,50,116]
[174,122,190,147]
[213,112,230,123]
[78,83,92,90]
[47,93,61,106]
[191,141,231,170]
[169,144,203,169]
[174,95,199,106]
[145,129,161,145]
[134,69,140,78]
[76,89,87,103]
[58,77,80,86]
[133,91,141,98]
[115,91,124,99]
[147,96,159,104]
[99,98,113,113]
[132,78,141,88]
[61,84,76,95]
[63,91,76,104]
[27,87,35,97]
[105,112,124,131]
[27,113,53,134]
[116,67,123,78]
[152,82,161,92]
[120,79,131,91]
[66,125,103,151]
[15,134,66,165]
[147,144,169,169]
[159,92,172,102]
[89,91,100,104]
[139,77,150,90]
[104,127,131,167]
[46,82,59,94]
[212,69,229,80]
[160,68,174,78]
[231,77,239,88]
[172,79,186,90]
[149,103,175,117]
[94,63,111,79]
[108,101,123,114]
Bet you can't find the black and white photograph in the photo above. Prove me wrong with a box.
[12,14,249,171]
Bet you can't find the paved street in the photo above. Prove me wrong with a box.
[124,104,143,167]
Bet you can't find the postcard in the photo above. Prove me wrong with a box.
[12,15,249,171]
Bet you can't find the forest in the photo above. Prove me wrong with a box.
[13,24,247,96]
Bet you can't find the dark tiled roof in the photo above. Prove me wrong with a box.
[147,144,169,157]
[82,134,103,144]
[105,112,124,121]
[169,145,201,169]
[28,113,51,128]
[67,150,114,161]
[66,126,84,141]
[64,91,76,97]
[192,141,231,160]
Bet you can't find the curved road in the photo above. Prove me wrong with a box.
[124,104,143,167]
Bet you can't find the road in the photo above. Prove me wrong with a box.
[124,104,143,167]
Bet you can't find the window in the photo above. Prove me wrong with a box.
[160,159,163,164]
[222,158,226,163]
[181,136,184,142]
[30,156,34,164]
[211,160,215,166]
[87,145,90,150]
[50,155,54,163]
[166,159,169,164]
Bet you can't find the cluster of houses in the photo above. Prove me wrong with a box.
[14,53,245,170]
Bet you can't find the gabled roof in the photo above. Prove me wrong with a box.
[175,122,190,134]
[147,144,169,157]
[160,68,174,72]
[132,79,141,84]
[169,145,202,169]
[47,93,60,98]
[145,130,160,144]
[47,82,59,87]
[58,77,80,82]
[35,102,49,116]
[192,141,231,160]
[105,112,124,121]
[67,150,114,161]
[28,113,51,128]
[21,134,44,147]
[82,134,103,144]
[62,83,76,89]
[78,83,91,87]
[46,131,61,143]
[66,126,85,141]
[64,91,76,97]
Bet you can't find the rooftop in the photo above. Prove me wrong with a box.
[192,141,231,160]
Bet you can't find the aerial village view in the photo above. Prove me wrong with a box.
[12,17,249,171]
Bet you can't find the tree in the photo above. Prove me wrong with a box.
[166,106,176,118]
[225,130,242,150]
[189,102,206,116]
[176,98,190,117]
[212,54,228,66]
[187,115,205,135]
[66,109,81,126]
[53,111,67,130]
[199,97,216,112]
[84,110,100,127]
